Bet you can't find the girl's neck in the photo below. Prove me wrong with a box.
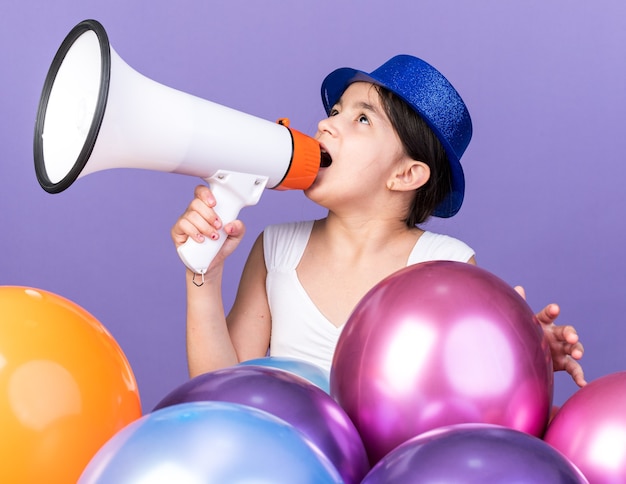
[314,212,420,254]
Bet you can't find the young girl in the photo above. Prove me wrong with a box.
[171,55,586,386]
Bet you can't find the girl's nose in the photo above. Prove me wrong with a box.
[317,116,336,136]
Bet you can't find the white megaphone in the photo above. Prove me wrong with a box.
[34,19,321,275]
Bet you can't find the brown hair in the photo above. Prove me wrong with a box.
[376,86,452,226]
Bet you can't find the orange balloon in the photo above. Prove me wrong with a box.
[0,286,142,484]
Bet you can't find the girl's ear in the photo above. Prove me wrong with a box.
[387,159,430,191]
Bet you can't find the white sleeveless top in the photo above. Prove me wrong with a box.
[263,220,475,372]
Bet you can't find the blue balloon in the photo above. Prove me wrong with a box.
[79,401,343,483]
[154,366,370,484]
[238,356,330,394]
[362,424,588,483]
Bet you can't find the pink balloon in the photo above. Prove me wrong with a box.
[331,261,553,464]
[544,371,626,483]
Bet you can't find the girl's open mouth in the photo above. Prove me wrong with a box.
[320,150,332,167]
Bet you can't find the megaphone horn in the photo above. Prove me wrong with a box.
[34,19,321,275]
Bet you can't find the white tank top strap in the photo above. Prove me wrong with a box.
[263,220,314,271]
[408,231,475,264]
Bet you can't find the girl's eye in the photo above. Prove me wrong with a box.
[358,114,370,124]
[329,108,339,116]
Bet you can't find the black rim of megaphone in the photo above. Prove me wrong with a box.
[33,19,111,194]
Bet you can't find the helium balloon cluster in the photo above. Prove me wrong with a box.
[7,260,626,482]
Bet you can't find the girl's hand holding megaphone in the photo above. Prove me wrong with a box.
[172,184,247,278]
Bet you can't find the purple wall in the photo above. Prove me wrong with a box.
[2,1,625,411]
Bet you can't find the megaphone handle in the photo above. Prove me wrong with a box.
[177,170,268,275]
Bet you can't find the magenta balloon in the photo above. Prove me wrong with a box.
[331,261,553,464]
[362,424,588,483]
[154,366,370,484]
[544,371,626,483]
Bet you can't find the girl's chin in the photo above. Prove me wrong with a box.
[303,179,326,202]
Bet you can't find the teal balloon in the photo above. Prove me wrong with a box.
[79,401,342,483]
[239,356,330,394]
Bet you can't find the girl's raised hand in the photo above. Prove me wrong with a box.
[515,286,586,387]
